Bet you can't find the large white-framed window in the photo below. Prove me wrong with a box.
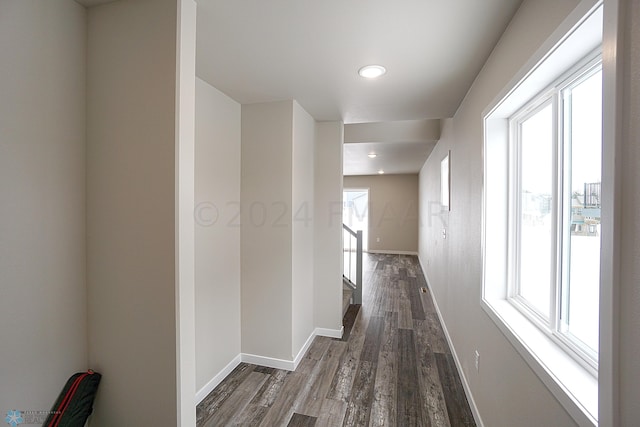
[507,57,602,372]
[482,2,603,425]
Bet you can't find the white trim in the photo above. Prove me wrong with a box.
[195,327,341,405]
[195,354,242,404]
[367,250,418,256]
[315,326,344,339]
[480,299,597,426]
[503,56,603,371]
[418,257,485,427]
[482,0,602,119]
[293,327,344,365]
[175,1,198,425]
[481,2,604,425]
[241,352,296,371]
[293,329,319,368]
[241,326,344,372]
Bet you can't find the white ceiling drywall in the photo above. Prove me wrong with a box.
[195,0,523,174]
[343,141,436,176]
[74,0,117,7]
[74,0,527,176]
[343,119,439,175]
[196,0,522,123]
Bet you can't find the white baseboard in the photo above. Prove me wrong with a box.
[418,256,485,427]
[241,327,324,371]
[196,326,343,404]
[293,329,318,368]
[195,354,242,404]
[290,326,344,366]
[241,352,296,371]
[368,250,419,256]
[315,326,343,339]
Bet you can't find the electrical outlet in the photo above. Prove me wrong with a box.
[474,350,480,372]
[442,228,447,239]
[376,237,381,242]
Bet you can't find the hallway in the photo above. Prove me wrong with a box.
[196,254,475,426]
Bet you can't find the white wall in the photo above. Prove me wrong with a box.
[0,0,88,412]
[618,0,640,423]
[314,122,344,333]
[292,102,316,355]
[418,0,585,426]
[86,0,179,424]
[241,100,339,362]
[175,1,197,424]
[241,101,294,360]
[194,77,241,390]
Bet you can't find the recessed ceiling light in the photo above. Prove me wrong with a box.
[378,169,385,174]
[368,153,377,158]
[358,65,386,79]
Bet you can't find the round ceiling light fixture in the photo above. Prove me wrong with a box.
[378,169,385,175]
[358,65,386,79]
[368,152,377,158]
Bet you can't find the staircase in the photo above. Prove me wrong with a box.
[343,279,354,317]
[342,223,362,317]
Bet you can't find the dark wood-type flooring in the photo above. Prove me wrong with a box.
[196,254,476,427]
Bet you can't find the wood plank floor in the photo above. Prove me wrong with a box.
[196,254,476,427]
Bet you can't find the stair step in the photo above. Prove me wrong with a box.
[343,278,356,290]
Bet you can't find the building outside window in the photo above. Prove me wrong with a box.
[508,58,602,367]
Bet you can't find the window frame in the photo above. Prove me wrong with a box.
[481,3,606,425]
[505,54,602,374]
[508,95,558,328]
[557,59,603,365]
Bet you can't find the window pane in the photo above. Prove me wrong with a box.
[563,69,602,354]
[519,104,554,318]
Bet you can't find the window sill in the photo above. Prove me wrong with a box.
[481,298,597,426]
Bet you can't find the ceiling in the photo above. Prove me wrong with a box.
[74,0,117,7]
[196,0,523,175]
[196,0,522,123]
[81,0,525,175]
[343,119,440,175]
[343,141,436,175]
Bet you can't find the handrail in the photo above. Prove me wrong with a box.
[343,223,356,237]
[342,224,362,305]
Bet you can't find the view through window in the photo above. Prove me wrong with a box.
[509,59,602,364]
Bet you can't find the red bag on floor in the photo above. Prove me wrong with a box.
[43,370,101,427]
